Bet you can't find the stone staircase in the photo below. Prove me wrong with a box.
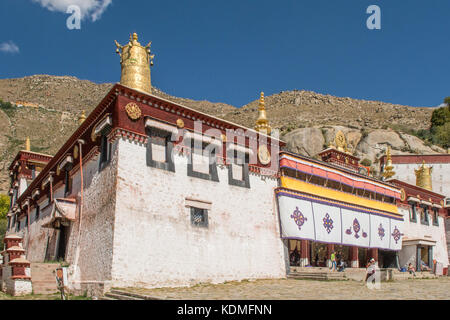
[100,289,161,300]
[288,270,346,281]
[30,263,59,295]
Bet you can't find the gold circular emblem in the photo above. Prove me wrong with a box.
[221,134,227,142]
[441,200,445,207]
[400,189,406,202]
[176,119,185,128]
[56,165,61,176]
[125,102,142,120]
[73,145,79,160]
[258,145,271,165]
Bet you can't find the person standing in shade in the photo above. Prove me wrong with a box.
[330,251,337,271]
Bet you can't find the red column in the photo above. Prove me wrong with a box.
[369,248,378,261]
[300,240,309,266]
[350,246,359,268]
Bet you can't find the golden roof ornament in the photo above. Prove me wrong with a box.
[115,32,155,94]
[25,137,30,152]
[382,146,395,180]
[334,131,349,153]
[254,92,272,135]
[415,160,433,191]
[78,110,86,125]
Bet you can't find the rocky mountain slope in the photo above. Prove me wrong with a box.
[0,75,444,193]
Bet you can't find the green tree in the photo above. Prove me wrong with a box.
[435,122,450,149]
[0,195,10,244]
[444,97,450,109]
[431,106,450,128]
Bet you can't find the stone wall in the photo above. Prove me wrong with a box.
[110,138,286,289]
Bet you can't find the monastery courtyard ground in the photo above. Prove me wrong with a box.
[0,278,448,300]
[116,278,450,300]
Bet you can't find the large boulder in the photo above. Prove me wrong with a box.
[283,127,325,157]
[356,129,405,161]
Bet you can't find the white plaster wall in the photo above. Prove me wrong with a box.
[399,244,416,269]
[400,207,449,268]
[20,142,119,294]
[23,204,54,262]
[110,138,286,289]
[64,143,118,288]
[6,279,32,296]
[392,163,450,198]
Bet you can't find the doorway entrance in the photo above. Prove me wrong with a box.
[55,225,69,261]
[310,242,328,267]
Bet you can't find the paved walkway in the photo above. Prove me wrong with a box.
[118,278,450,300]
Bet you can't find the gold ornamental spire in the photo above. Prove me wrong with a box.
[115,32,155,94]
[254,92,272,135]
[25,137,30,151]
[78,110,86,125]
[382,146,395,180]
[415,160,433,191]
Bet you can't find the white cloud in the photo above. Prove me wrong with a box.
[0,41,20,54]
[32,0,112,21]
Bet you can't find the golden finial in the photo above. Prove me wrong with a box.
[115,32,155,94]
[25,137,30,152]
[78,110,86,125]
[254,92,272,135]
[415,160,433,191]
[382,146,395,180]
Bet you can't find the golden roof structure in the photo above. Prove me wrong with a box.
[25,137,30,152]
[415,161,433,191]
[115,33,155,94]
[382,146,396,180]
[78,110,86,125]
[254,92,272,135]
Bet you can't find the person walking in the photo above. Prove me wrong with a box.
[330,251,337,271]
[365,258,376,284]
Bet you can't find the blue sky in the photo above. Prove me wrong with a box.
[0,0,449,108]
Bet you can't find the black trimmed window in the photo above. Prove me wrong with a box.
[420,205,430,225]
[227,149,250,188]
[190,207,209,228]
[409,202,417,223]
[146,127,175,172]
[64,169,72,197]
[99,133,112,172]
[432,208,439,226]
[35,205,40,221]
[187,139,219,182]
